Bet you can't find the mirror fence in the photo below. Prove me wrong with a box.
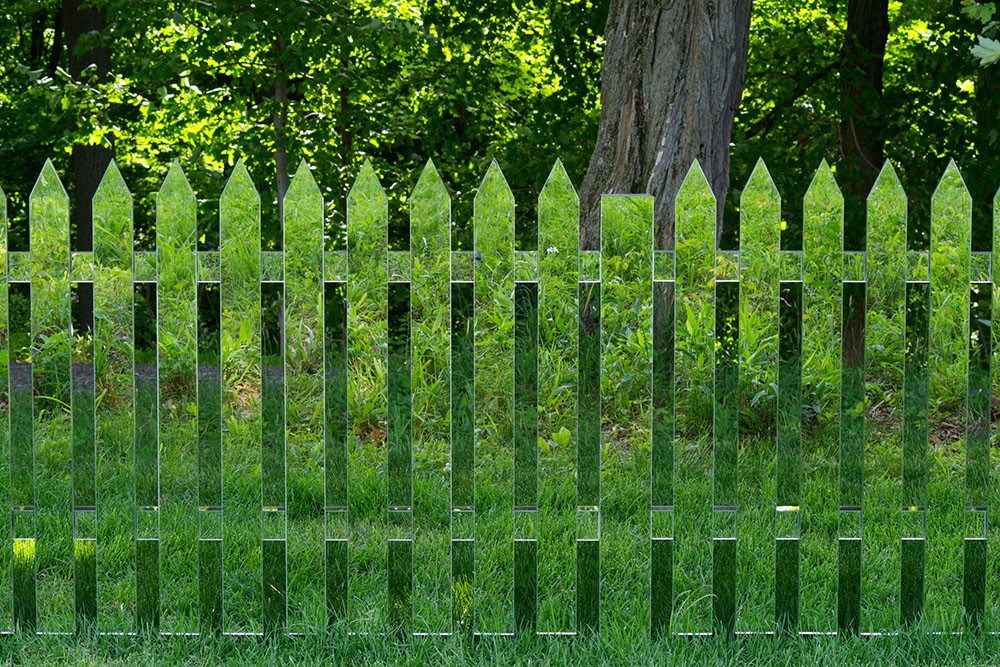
[0,156,995,637]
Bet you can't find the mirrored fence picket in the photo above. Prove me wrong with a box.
[0,156,994,638]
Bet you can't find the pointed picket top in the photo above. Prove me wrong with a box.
[869,160,905,206]
[347,159,387,283]
[410,158,450,262]
[739,158,780,247]
[742,158,779,203]
[474,158,514,273]
[803,159,843,248]
[539,158,579,260]
[539,157,579,229]
[676,158,716,208]
[284,160,323,257]
[804,159,843,208]
[31,158,68,201]
[539,158,578,205]
[93,160,133,270]
[930,159,971,221]
[675,159,715,256]
[221,159,258,203]
[94,159,132,207]
[475,159,515,209]
[157,161,196,243]
[219,159,260,292]
[866,161,906,278]
[158,160,195,209]
[286,159,320,199]
[348,158,388,210]
[413,158,448,200]
[284,159,322,225]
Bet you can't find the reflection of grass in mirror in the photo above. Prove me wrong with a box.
[9,400,977,638]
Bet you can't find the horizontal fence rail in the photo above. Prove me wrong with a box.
[0,156,995,637]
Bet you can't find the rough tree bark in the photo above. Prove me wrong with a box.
[579,0,752,250]
[838,0,890,201]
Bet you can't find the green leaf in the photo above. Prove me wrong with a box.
[972,36,1000,66]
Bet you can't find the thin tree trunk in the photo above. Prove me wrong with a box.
[29,10,46,69]
[48,9,63,77]
[64,0,112,334]
[838,0,890,202]
[973,64,1000,250]
[579,0,752,251]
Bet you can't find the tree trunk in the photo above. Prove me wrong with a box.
[972,64,1000,250]
[64,0,113,334]
[579,0,752,251]
[838,0,890,203]
[48,9,64,77]
[64,0,113,254]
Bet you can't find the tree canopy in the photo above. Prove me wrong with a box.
[0,0,993,252]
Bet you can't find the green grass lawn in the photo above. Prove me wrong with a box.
[2,401,999,664]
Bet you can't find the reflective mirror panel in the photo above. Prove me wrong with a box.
[902,281,930,624]
[324,282,348,625]
[840,279,866,635]
[387,280,412,632]
[864,162,906,632]
[30,161,73,632]
[673,163,715,633]
[991,188,1000,630]
[198,280,222,631]
[651,279,674,638]
[927,162,971,630]
[409,162,451,634]
[347,161,388,632]
[11,280,32,630]
[601,194,652,634]
[261,280,285,634]
[537,161,577,635]
[474,161,514,633]
[776,283,802,629]
[219,162,262,632]
[0,187,8,633]
[577,280,599,633]
[715,280,739,635]
[513,281,538,633]
[801,162,842,632]
[93,163,136,632]
[157,163,198,633]
[966,293,990,624]
[451,281,474,633]
[738,160,779,633]
[70,282,95,628]
[283,163,325,633]
[135,284,159,630]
